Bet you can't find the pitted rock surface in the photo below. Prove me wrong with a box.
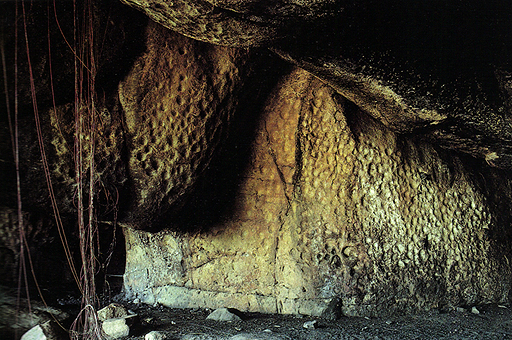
[119,22,250,227]
[2,0,512,320]
[123,68,512,316]
[120,0,512,167]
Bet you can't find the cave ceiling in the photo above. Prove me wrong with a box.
[121,0,512,168]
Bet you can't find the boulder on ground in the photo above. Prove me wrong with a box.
[206,308,243,322]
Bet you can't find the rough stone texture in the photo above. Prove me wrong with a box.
[119,0,336,47]
[97,303,130,322]
[118,21,250,228]
[273,49,448,133]
[119,0,512,167]
[102,317,130,338]
[145,330,167,340]
[3,0,512,320]
[123,68,512,317]
[0,2,279,289]
[119,0,276,47]
[206,308,243,321]
[20,321,64,340]
[228,334,288,340]
[276,49,512,168]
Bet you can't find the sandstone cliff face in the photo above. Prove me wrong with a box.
[123,68,511,316]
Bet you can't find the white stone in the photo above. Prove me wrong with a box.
[302,320,318,329]
[21,325,46,340]
[229,334,287,340]
[102,318,130,338]
[145,330,166,340]
[182,334,216,340]
[471,306,480,315]
[20,321,60,340]
[206,308,242,321]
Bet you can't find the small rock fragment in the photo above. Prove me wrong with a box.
[21,325,46,340]
[21,321,63,340]
[471,306,480,315]
[455,307,466,313]
[98,303,129,322]
[229,334,285,340]
[145,330,166,340]
[182,334,216,340]
[321,297,343,321]
[302,320,318,329]
[206,308,243,321]
[102,318,130,338]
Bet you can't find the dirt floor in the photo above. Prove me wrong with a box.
[119,302,512,340]
[3,283,512,340]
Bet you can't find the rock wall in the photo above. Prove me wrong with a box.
[123,68,512,316]
[2,0,512,318]
[118,22,251,227]
[121,0,512,167]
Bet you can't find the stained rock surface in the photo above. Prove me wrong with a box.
[121,0,512,167]
[123,68,512,316]
[102,318,131,339]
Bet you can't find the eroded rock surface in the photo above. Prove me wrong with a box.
[118,21,252,227]
[2,0,512,320]
[123,68,512,317]
[119,0,337,47]
[121,0,512,167]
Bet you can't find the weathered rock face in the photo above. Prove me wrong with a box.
[0,0,279,289]
[2,0,512,319]
[118,21,252,227]
[121,0,512,167]
[119,0,336,47]
[123,68,512,316]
